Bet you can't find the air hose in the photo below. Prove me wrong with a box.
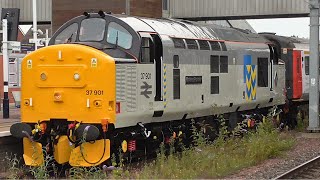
[80,126,107,165]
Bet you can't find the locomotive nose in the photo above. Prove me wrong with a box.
[15,44,115,166]
[21,44,116,124]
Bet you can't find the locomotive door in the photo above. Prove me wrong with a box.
[292,50,303,99]
[269,45,278,91]
[139,32,164,117]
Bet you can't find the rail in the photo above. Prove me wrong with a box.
[274,155,320,179]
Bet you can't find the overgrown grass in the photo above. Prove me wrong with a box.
[135,119,295,179]
[5,117,295,179]
[3,152,27,179]
[296,111,309,132]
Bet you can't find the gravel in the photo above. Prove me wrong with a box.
[224,132,320,179]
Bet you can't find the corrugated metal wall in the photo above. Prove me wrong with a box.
[0,0,51,22]
[170,0,309,19]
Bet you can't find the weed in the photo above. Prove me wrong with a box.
[4,152,26,179]
[297,111,308,131]
[29,148,58,179]
[135,115,295,179]
[67,166,107,179]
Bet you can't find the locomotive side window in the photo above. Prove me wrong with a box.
[54,23,78,44]
[211,76,219,94]
[107,22,133,49]
[198,40,210,50]
[210,55,219,73]
[220,42,228,51]
[79,18,106,42]
[173,55,179,68]
[172,38,186,49]
[185,39,199,49]
[305,56,309,75]
[258,58,269,87]
[220,56,228,73]
[209,41,221,51]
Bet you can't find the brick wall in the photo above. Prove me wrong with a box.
[52,0,162,33]
[52,0,127,33]
[130,0,162,18]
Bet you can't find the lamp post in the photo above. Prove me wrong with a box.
[2,17,9,118]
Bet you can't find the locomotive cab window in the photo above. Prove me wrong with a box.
[107,22,133,49]
[79,18,106,42]
[54,23,78,44]
[258,58,269,87]
[140,37,154,63]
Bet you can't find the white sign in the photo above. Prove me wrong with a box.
[283,48,287,54]
[311,78,316,86]
[9,58,18,87]
[8,41,21,51]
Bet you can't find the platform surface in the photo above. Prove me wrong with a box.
[0,104,20,137]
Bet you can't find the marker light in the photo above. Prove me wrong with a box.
[74,73,80,81]
[40,73,47,80]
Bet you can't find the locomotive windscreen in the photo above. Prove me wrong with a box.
[79,18,106,41]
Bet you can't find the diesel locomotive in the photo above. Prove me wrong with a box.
[10,11,287,167]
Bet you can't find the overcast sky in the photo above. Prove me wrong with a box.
[247,17,310,38]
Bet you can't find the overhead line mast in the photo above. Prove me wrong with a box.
[308,0,320,131]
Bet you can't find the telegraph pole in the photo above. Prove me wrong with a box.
[308,0,320,131]
[2,17,9,118]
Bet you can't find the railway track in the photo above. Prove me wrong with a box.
[275,156,320,179]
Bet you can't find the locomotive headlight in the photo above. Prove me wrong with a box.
[73,73,80,81]
[40,73,47,81]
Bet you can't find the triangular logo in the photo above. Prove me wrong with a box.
[27,60,32,69]
[91,58,97,67]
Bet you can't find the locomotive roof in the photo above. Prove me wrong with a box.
[51,12,269,45]
[117,14,268,43]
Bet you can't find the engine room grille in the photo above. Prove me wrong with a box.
[116,64,137,112]
[126,65,137,112]
[116,65,126,101]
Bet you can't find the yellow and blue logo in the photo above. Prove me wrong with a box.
[244,55,257,101]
